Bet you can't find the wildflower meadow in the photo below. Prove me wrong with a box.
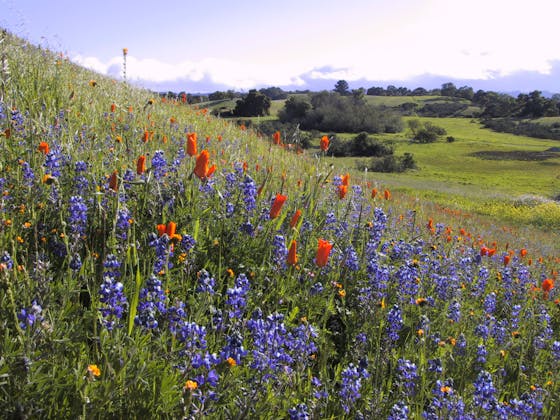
[0,30,559,419]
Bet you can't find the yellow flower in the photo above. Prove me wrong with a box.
[87,364,101,377]
[184,380,198,391]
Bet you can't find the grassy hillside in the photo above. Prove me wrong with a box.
[1,30,559,418]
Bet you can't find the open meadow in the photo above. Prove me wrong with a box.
[1,31,559,418]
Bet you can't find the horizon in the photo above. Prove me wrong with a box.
[3,0,560,95]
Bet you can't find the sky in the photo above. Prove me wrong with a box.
[3,0,560,94]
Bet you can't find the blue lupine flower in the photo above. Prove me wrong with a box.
[288,403,310,420]
[98,275,128,331]
[1,251,14,270]
[225,273,250,318]
[21,161,35,187]
[167,300,187,334]
[476,344,487,365]
[483,292,497,314]
[552,341,560,361]
[70,253,82,271]
[176,321,207,351]
[44,148,64,177]
[151,150,167,180]
[343,245,360,271]
[196,270,216,294]
[387,305,403,343]
[310,282,324,295]
[339,363,369,413]
[103,254,122,278]
[397,358,418,396]
[428,358,442,374]
[135,275,168,329]
[180,234,196,253]
[116,208,132,240]
[473,370,498,412]
[388,401,409,420]
[447,300,461,323]
[220,331,248,365]
[68,195,88,236]
[17,300,43,330]
[272,234,287,267]
[241,175,257,214]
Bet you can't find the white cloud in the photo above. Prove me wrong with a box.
[71,0,560,91]
[72,54,308,89]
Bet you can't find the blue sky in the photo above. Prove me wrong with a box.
[3,0,560,93]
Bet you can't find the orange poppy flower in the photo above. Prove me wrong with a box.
[542,278,554,293]
[520,248,528,258]
[137,155,146,175]
[109,170,118,191]
[337,184,348,199]
[273,131,281,145]
[110,103,116,113]
[142,130,149,143]
[371,188,378,199]
[269,194,287,219]
[320,135,330,152]
[287,240,298,266]
[290,209,302,228]
[194,150,216,180]
[187,133,198,156]
[316,239,333,267]
[38,141,50,155]
[503,255,511,266]
[341,173,350,186]
[157,224,167,236]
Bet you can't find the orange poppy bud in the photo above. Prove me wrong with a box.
[137,155,146,175]
[269,194,287,219]
[187,133,198,156]
[384,189,391,200]
[320,135,329,152]
[38,141,50,155]
[273,131,281,145]
[287,240,298,266]
[166,222,176,237]
[371,188,378,199]
[110,103,116,113]
[109,170,118,191]
[290,209,302,228]
[142,130,149,143]
[503,255,510,266]
[316,239,333,267]
[337,184,348,199]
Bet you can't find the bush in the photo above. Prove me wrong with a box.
[362,153,416,173]
[279,91,403,134]
[327,132,395,157]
